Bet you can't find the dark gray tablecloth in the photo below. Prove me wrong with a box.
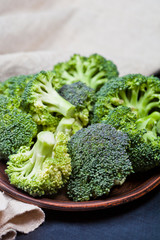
[16,184,160,240]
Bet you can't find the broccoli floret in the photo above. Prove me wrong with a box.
[53,54,119,91]
[22,71,75,117]
[67,123,132,201]
[93,74,160,122]
[0,108,37,159]
[101,97,160,172]
[58,81,96,126]
[0,94,13,111]
[1,74,34,108]
[6,131,72,197]
[21,71,75,129]
[1,74,34,97]
[102,106,137,130]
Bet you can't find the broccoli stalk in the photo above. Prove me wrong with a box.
[6,130,72,196]
[55,116,83,138]
[7,131,55,178]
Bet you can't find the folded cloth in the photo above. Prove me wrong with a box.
[0,191,45,240]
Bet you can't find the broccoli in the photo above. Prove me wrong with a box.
[53,54,119,91]
[21,71,75,131]
[6,130,72,197]
[0,107,37,159]
[67,123,133,201]
[103,107,160,172]
[0,74,34,108]
[0,94,14,111]
[93,74,160,122]
[93,74,160,172]
[1,74,34,96]
[58,81,96,126]
[55,116,83,138]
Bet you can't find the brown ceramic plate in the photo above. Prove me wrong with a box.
[0,161,160,211]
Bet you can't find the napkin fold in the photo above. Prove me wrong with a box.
[0,192,45,240]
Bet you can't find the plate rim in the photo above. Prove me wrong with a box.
[0,174,160,211]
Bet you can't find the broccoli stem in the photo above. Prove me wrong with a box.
[27,131,55,178]
[62,71,76,83]
[89,72,107,89]
[36,81,75,117]
[55,117,75,136]
[130,88,139,106]
[11,131,55,178]
[75,55,85,80]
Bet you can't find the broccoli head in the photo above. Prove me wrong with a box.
[93,74,160,122]
[53,54,119,91]
[67,123,132,201]
[58,81,96,126]
[1,74,34,96]
[0,108,37,159]
[6,131,72,197]
[102,106,160,172]
[0,74,34,108]
[21,71,75,130]
[0,94,15,111]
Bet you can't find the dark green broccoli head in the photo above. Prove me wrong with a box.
[1,74,34,107]
[102,106,160,172]
[67,123,132,201]
[1,74,34,96]
[0,108,37,159]
[53,53,119,91]
[21,71,75,127]
[58,81,96,126]
[0,94,15,111]
[93,74,160,122]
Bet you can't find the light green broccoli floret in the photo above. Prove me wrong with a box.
[6,131,72,197]
[21,71,75,121]
[53,54,119,91]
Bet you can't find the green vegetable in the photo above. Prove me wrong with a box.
[0,74,34,107]
[58,81,96,126]
[0,107,37,159]
[93,74,160,172]
[6,130,72,197]
[67,123,132,201]
[21,71,75,131]
[53,54,119,91]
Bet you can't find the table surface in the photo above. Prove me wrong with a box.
[16,184,160,240]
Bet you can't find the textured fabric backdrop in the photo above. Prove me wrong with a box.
[0,0,160,81]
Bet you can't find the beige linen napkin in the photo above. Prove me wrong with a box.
[0,192,45,240]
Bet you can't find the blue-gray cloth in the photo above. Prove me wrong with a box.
[17,185,160,240]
